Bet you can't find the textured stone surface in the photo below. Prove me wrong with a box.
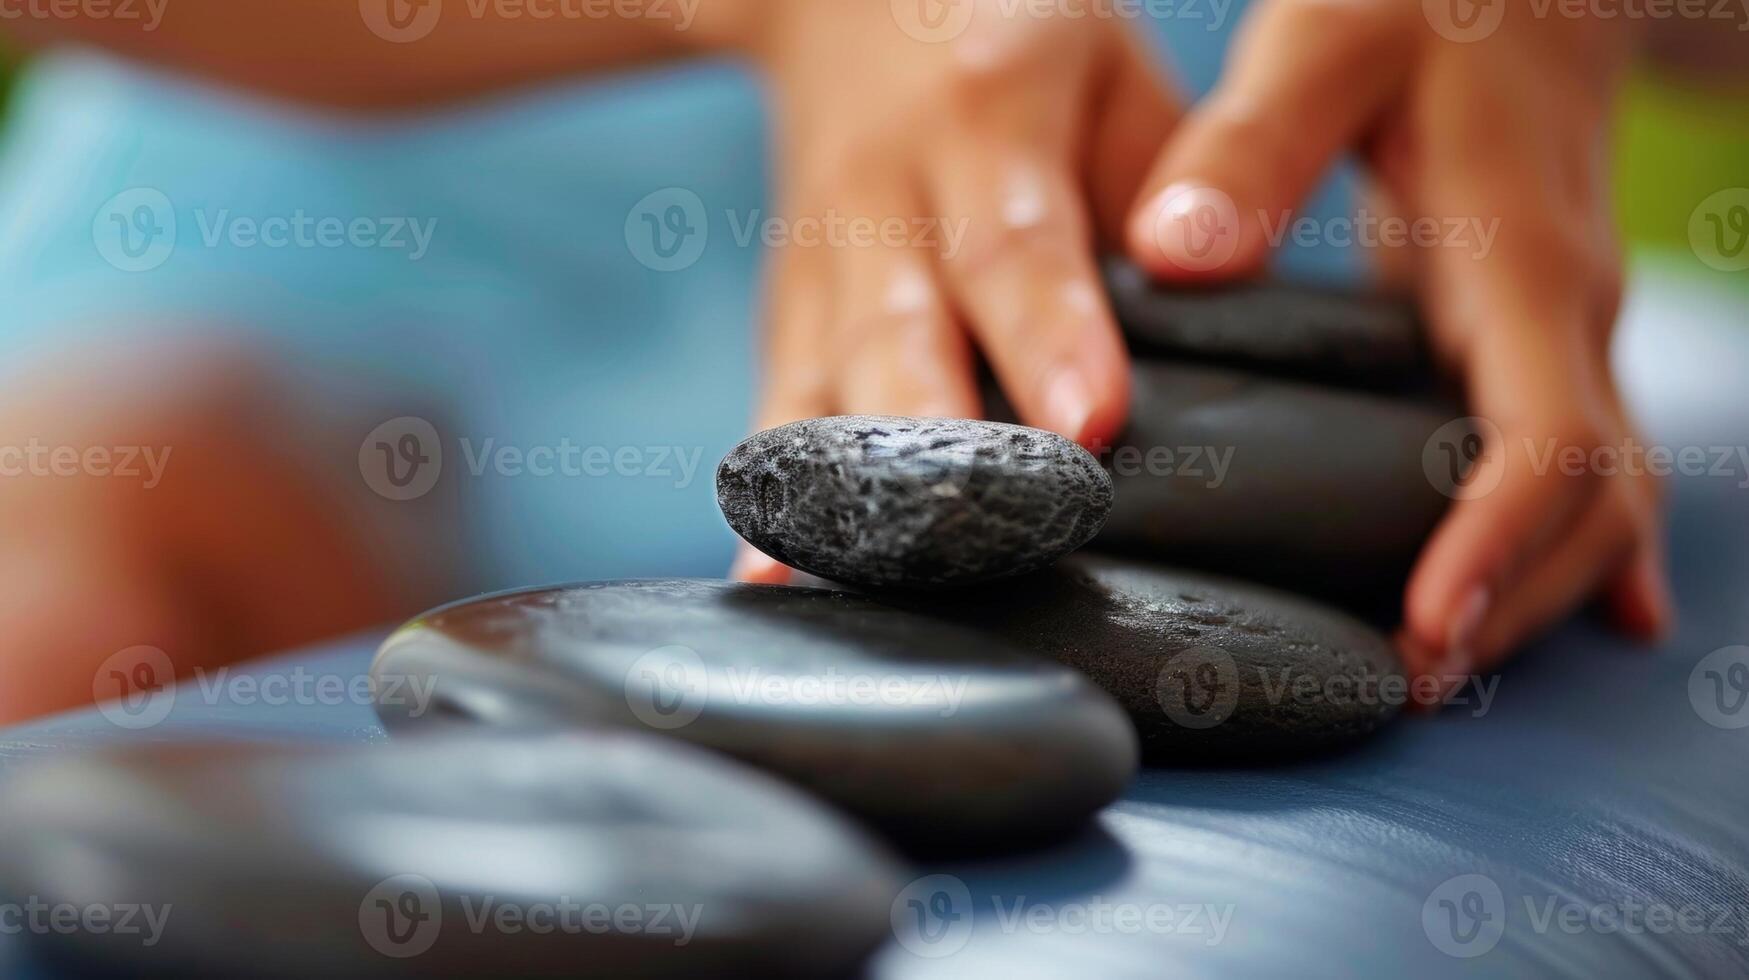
[1093,361,1459,612]
[0,732,900,979]
[371,579,1137,851]
[798,554,1404,763]
[716,415,1112,589]
[1104,258,1430,388]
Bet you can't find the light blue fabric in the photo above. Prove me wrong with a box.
[0,6,1355,591]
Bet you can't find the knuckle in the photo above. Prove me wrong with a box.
[1188,99,1307,189]
[1503,214,1595,283]
[941,56,1030,116]
[1266,0,1397,46]
[947,219,1077,286]
[988,309,1079,391]
[836,308,942,358]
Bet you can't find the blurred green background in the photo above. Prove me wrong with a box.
[0,41,14,109]
[0,42,1741,273]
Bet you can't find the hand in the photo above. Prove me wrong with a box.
[735,0,1178,582]
[1122,0,1672,687]
[0,340,407,724]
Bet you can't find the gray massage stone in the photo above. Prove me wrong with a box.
[797,553,1404,763]
[0,732,901,979]
[716,415,1112,589]
[1104,258,1429,387]
[370,579,1137,852]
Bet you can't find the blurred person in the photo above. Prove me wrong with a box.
[0,0,1741,724]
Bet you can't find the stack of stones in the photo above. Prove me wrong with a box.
[715,258,1463,765]
[0,262,1463,979]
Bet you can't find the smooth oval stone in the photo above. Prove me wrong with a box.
[716,415,1113,589]
[797,554,1404,763]
[1096,361,1459,612]
[1104,258,1429,388]
[0,732,900,979]
[371,579,1137,852]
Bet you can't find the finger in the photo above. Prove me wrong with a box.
[731,544,794,586]
[825,188,981,419]
[1604,540,1675,643]
[1400,27,1637,672]
[1404,325,1613,679]
[752,219,834,433]
[1399,208,1616,672]
[1085,28,1183,248]
[929,147,1130,448]
[1403,477,1637,682]
[735,220,835,585]
[0,534,194,724]
[1356,176,1419,292]
[1592,381,1673,644]
[1126,0,1419,280]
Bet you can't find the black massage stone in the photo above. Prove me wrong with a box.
[0,732,901,979]
[797,553,1405,764]
[370,579,1137,852]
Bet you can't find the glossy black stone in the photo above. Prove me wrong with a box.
[1094,361,1460,612]
[370,579,1138,851]
[0,732,900,979]
[1104,258,1429,388]
[798,554,1404,763]
[716,415,1112,589]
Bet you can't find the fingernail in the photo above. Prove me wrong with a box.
[1131,181,1241,275]
[1443,585,1489,680]
[1041,367,1095,446]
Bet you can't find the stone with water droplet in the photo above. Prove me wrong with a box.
[798,554,1405,763]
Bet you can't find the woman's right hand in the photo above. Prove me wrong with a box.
[735,0,1180,581]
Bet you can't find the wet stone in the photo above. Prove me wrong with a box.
[0,731,902,979]
[1093,361,1458,612]
[370,579,1138,852]
[797,553,1405,764]
[1103,258,1430,388]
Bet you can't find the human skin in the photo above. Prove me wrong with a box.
[0,339,422,724]
[5,0,1736,720]
[734,0,1687,694]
